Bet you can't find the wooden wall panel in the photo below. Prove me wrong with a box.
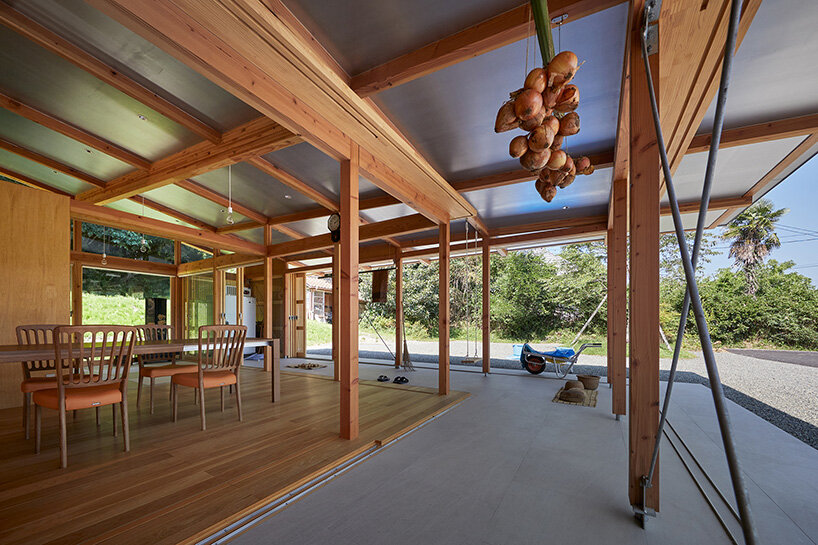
[0,183,70,408]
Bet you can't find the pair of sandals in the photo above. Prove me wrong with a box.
[377,375,409,384]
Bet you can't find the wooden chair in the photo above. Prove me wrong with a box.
[34,325,136,468]
[16,325,62,439]
[172,325,247,431]
[136,324,196,414]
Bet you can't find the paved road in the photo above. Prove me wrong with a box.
[727,348,818,368]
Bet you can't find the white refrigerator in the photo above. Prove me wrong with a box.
[225,286,257,355]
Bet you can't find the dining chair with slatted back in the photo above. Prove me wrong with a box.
[171,325,247,431]
[34,325,137,468]
[16,325,62,439]
[135,324,195,414]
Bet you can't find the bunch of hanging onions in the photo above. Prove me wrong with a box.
[494,51,595,203]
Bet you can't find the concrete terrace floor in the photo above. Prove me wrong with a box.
[230,359,817,545]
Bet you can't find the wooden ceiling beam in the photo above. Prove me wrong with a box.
[0,137,107,188]
[76,117,301,204]
[489,222,608,247]
[175,178,268,224]
[687,113,818,154]
[72,250,177,276]
[89,0,475,223]
[350,0,625,96]
[134,196,216,231]
[245,157,338,211]
[268,213,435,258]
[0,92,152,170]
[0,2,221,143]
[607,2,631,230]
[70,200,265,255]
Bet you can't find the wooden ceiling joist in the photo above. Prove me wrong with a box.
[0,92,152,170]
[0,137,106,188]
[687,113,818,154]
[72,250,177,276]
[175,178,267,224]
[268,213,435,258]
[350,0,625,96]
[245,157,338,211]
[0,2,221,143]
[70,200,265,255]
[76,117,301,204]
[89,0,475,224]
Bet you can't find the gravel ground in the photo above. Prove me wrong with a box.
[308,339,818,449]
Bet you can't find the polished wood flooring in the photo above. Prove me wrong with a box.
[0,369,468,545]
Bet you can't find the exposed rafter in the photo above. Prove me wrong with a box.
[350,0,625,96]
[175,178,267,224]
[70,200,265,255]
[0,2,221,143]
[0,137,106,188]
[0,167,72,196]
[76,117,301,204]
[0,92,152,170]
[687,113,818,154]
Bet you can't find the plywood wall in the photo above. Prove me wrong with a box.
[0,183,70,409]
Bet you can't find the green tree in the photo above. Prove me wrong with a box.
[722,199,787,295]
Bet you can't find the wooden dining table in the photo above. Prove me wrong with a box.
[0,337,281,402]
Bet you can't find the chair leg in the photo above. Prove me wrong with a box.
[59,405,67,469]
[149,377,155,415]
[172,382,178,422]
[220,386,225,412]
[73,409,77,421]
[194,388,198,404]
[137,375,143,408]
[23,392,30,439]
[96,406,100,427]
[35,404,41,454]
[199,386,206,431]
[121,400,129,452]
[112,404,117,437]
[235,379,243,422]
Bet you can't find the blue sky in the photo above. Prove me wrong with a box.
[700,154,818,286]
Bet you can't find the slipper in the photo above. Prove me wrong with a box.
[377,375,390,382]
[393,376,409,384]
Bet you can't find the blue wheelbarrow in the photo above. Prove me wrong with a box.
[520,342,601,378]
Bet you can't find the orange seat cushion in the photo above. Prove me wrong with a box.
[21,377,57,393]
[141,364,198,378]
[33,384,123,411]
[172,370,237,389]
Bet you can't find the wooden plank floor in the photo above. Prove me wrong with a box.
[0,369,469,545]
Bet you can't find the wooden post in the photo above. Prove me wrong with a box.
[213,250,224,325]
[332,243,340,381]
[72,220,82,326]
[340,143,360,440]
[629,12,661,511]
[282,272,291,356]
[263,226,275,374]
[481,237,491,374]
[438,222,450,395]
[236,266,245,328]
[172,240,183,338]
[608,178,627,417]
[71,263,82,326]
[394,248,403,369]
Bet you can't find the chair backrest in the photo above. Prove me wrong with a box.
[54,326,137,392]
[16,324,62,377]
[137,324,176,364]
[197,325,247,373]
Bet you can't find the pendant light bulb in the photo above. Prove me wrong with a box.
[102,252,107,266]
[226,205,234,225]
[140,236,148,253]
[225,164,235,224]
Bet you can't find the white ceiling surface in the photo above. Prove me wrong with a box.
[699,0,818,133]
[666,136,807,204]
[106,199,196,228]
[372,3,628,183]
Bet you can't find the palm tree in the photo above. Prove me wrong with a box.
[722,198,787,295]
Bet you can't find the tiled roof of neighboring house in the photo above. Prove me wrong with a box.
[306,275,333,292]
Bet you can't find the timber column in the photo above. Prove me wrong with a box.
[394,248,403,368]
[438,222,450,395]
[482,237,491,374]
[608,178,627,418]
[340,143,360,439]
[628,3,661,511]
